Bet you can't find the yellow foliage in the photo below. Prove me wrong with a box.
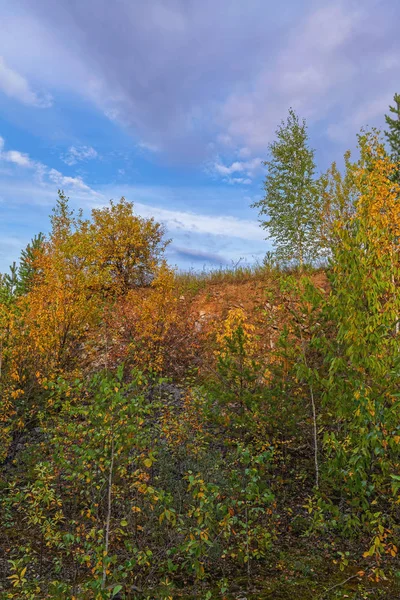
[215,307,256,363]
[105,261,178,373]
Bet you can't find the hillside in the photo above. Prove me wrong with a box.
[1,173,400,599]
[1,4,400,598]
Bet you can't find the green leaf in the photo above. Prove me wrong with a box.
[112,584,123,596]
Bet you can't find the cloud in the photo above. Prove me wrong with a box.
[171,245,229,265]
[131,202,265,241]
[0,56,53,107]
[227,177,252,185]
[238,147,251,158]
[327,93,395,142]
[0,174,268,272]
[61,145,98,166]
[213,157,262,177]
[48,168,100,194]
[0,134,269,272]
[211,156,262,184]
[0,134,264,225]
[214,161,245,176]
[0,135,101,199]
[0,0,298,161]
[219,0,400,153]
[0,0,398,165]
[0,136,36,168]
[219,3,356,149]
[137,141,160,153]
[0,138,263,244]
[3,150,35,168]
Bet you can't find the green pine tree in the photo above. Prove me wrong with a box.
[252,108,322,268]
[17,232,44,294]
[2,262,19,300]
[384,93,400,182]
[1,233,44,300]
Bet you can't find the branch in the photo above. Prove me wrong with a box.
[318,574,359,599]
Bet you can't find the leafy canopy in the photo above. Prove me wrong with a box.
[252,108,323,268]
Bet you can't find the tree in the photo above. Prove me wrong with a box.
[17,233,44,295]
[252,108,322,268]
[0,234,44,304]
[1,262,19,299]
[89,198,169,293]
[321,131,400,547]
[384,93,400,182]
[319,152,358,254]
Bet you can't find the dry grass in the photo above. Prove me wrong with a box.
[175,264,268,294]
[175,262,326,296]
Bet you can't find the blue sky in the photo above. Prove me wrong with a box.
[0,0,399,272]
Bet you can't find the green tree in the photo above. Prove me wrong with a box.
[1,262,19,300]
[320,132,400,551]
[384,93,400,182]
[252,108,322,268]
[16,233,44,295]
[1,233,44,300]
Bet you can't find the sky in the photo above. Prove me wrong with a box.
[0,0,399,272]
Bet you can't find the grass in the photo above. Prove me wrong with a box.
[174,262,327,297]
[175,264,266,294]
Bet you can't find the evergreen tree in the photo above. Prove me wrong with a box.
[2,262,19,301]
[384,93,400,182]
[17,232,44,294]
[252,109,322,268]
[1,233,44,300]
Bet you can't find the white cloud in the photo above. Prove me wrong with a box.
[214,161,245,176]
[218,1,372,151]
[0,137,268,272]
[227,177,252,185]
[132,202,265,241]
[212,156,262,182]
[0,0,397,163]
[0,56,53,108]
[61,145,98,166]
[48,168,100,195]
[0,137,36,168]
[0,135,101,199]
[2,150,34,168]
[0,137,262,243]
[137,141,160,153]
